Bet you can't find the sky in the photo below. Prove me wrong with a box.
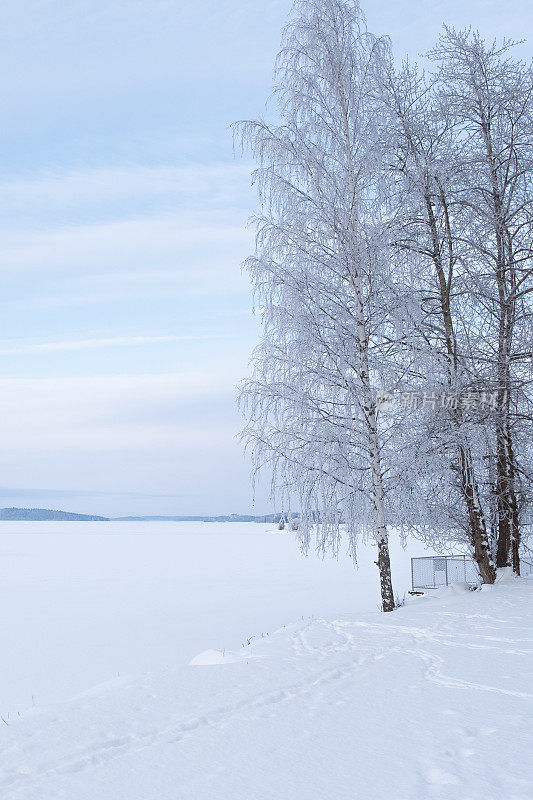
[1,0,532,517]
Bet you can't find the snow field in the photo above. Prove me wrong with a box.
[2,523,531,799]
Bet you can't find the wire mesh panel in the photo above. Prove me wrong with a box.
[445,557,466,584]
[411,557,439,589]
[464,558,482,584]
[411,555,480,590]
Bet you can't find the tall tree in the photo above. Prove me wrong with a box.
[379,61,497,583]
[237,0,400,610]
[429,30,533,573]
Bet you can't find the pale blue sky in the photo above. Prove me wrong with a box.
[1,0,531,516]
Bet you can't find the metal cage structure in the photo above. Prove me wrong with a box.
[411,554,533,591]
[411,555,480,590]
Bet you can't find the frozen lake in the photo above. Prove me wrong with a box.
[0,521,432,715]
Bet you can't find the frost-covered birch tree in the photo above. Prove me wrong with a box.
[428,30,533,573]
[237,0,401,611]
[379,61,497,583]
[371,30,532,580]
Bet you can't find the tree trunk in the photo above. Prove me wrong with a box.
[352,249,396,612]
[424,191,495,584]
[459,445,496,584]
[376,534,395,612]
[480,117,520,575]
[369,433,395,611]
[495,424,511,567]
[339,65,396,611]
[495,418,520,572]
[368,407,395,611]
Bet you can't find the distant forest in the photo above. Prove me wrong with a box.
[0,508,288,523]
[0,508,109,521]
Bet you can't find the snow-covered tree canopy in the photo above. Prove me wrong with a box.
[237,0,533,607]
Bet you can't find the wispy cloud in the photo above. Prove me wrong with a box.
[0,163,253,218]
[0,370,246,500]
[0,334,225,356]
[0,486,187,500]
[0,211,252,276]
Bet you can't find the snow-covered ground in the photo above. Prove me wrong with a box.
[1,523,531,799]
[0,521,430,712]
